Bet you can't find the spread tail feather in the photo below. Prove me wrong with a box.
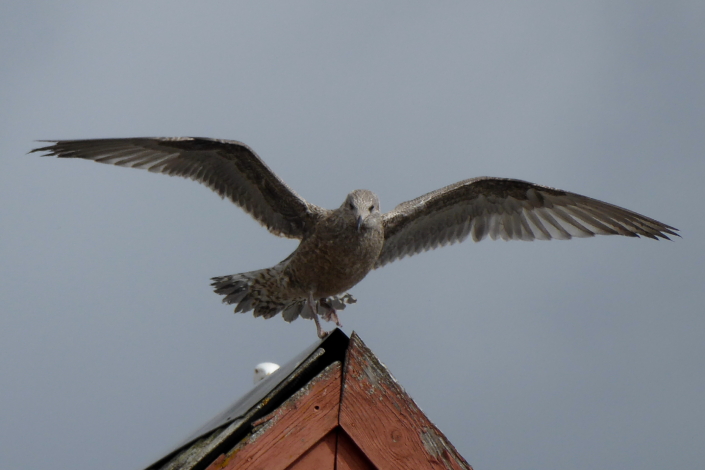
[211,270,356,322]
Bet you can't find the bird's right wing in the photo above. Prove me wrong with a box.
[32,137,328,239]
[376,177,678,268]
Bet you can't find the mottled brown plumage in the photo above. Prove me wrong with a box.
[32,137,679,337]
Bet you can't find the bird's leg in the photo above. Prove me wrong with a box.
[328,311,342,327]
[308,293,328,339]
[319,302,343,328]
[312,313,327,339]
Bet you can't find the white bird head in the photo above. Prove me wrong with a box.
[253,362,280,384]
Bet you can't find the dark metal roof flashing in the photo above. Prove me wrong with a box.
[144,328,349,470]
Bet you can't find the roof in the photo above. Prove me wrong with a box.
[145,329,471,470]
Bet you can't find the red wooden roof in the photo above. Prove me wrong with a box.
[146,331,471,470]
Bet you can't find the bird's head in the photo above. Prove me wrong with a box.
[341,189,381,231]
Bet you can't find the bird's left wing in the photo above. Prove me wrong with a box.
[376,177,678,268]
[32,137,327,239]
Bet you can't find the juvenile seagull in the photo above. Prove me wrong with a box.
[33,137,679,337]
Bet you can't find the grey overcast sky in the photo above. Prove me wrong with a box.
[1,2,703,469]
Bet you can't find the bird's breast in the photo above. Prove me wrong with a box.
[285,222,384,298]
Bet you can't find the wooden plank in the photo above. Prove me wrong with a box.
[286,431,337,470]
[207,361,342,470]
[339,333,472,470]
[336,430,377,470]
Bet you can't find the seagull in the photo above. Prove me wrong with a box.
[253,362,280,384]
[32,137,679,338]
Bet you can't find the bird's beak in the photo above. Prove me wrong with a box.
[356,215,363,231]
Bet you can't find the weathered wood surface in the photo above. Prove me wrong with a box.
[207,361,341,470]
[339,333,472,470]
[288,431,337,469]
[157,330,471,470]
[336,431,376,470]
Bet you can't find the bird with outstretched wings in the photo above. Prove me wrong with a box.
[33,137,679,337]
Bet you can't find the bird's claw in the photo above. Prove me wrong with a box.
[322,309,342,328]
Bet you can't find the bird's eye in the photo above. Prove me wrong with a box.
[369,205,375,211]
[348,202,355,210]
